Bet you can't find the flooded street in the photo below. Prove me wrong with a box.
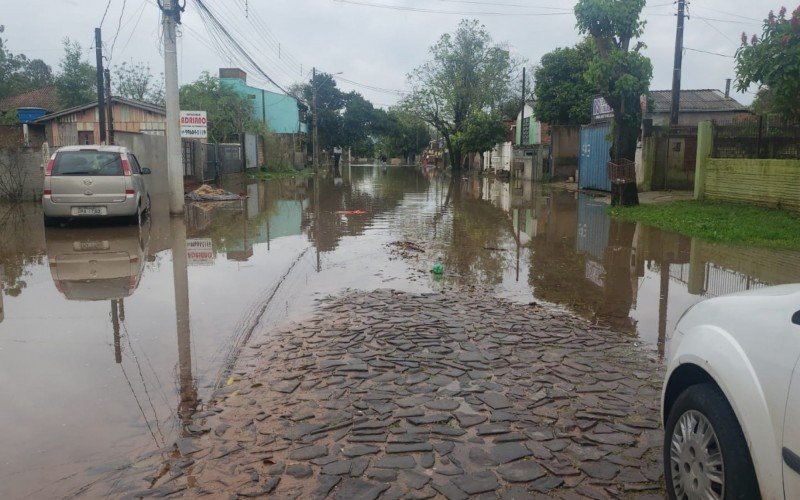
[1,165,799,497]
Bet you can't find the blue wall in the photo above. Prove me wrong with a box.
[220,77,307,134]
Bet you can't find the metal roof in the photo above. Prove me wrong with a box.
[649,89,748,113]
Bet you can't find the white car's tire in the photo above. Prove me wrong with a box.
[664,383,760,499]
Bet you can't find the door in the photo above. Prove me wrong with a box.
[784,356,800,497]
[578,122,612,192]
[78,131,93,145]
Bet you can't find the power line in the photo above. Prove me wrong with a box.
[193,0,291,93]
[331,0,572,16]
[684,46,734,58]
[100,0,114,27]
[108,0,128,62]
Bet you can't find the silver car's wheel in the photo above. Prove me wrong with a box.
[670,410,724,499]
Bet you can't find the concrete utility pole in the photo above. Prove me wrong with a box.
[520,67,526,145]
[104,68,115,145]
[312,67,319,172]
[670,0,686,127]
[94,28,107,144]
[162,0,184,214]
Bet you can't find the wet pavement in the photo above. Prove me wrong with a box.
[1,165,799,497]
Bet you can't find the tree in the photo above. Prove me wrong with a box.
[341,92,380,156]
[179,72,254,143]
[575,0,652,206]
[377,109,431,161]
[0,27,54,100]
[574,0,652,161]
[534,40,597,126]
[403,19,517,170]
[736,7,800,120]
[452,110,507,168]
[291,72,347,153]
[113,60,164,105]
[55,38,95,108]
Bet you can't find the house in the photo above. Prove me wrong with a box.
[34,96,166,147]
[0,85,61,147]
[513,103,550,181]
[645,89,750,127]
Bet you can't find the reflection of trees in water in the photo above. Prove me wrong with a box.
[443,179,512,286]
[0,205,44,297]
[304,167,431,253]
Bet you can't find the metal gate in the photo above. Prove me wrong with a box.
[203,142,243,181]
[578,122,613,191]
[244,133,258,170]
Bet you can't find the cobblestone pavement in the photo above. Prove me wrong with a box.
[118,289,665,499]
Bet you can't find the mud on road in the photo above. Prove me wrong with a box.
[108,288,665,499]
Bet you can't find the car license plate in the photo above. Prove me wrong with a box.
[73,241,110,251]
[72,207,106,216]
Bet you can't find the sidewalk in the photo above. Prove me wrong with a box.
[549,181,692,205]
[112,289,665,499]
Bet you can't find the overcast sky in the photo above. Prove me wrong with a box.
[3,0,769,107]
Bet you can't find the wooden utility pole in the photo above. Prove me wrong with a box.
[104,68,115,145]
[94,28,107,144]
[312,67,319,172]
[670,0,686,127]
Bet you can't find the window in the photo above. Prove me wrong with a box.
[128,154,142,174]
[53,151,123,176]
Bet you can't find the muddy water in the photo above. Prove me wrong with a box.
[1,165,798,497]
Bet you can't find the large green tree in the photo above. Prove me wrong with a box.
[452,110,507,168]
[291,72,347,152]
[574,0,652,161]
[534,39,597,126]
[377,109,431,161]
[55,39,95,108]
[0,26,54,101]
[736,7,800,120]
[403,19,517,170]
[180,72,254,143]
[113,60,164,106]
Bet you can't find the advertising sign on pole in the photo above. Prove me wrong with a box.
[180,111,208,139]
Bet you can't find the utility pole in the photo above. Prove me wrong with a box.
[104,68,115,145]
[94,28,107,144]
[161,0,184,214]
[520,67,526,146]
[670,0,686,127]
[312,67,319,172]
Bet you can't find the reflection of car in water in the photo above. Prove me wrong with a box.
[45,223,150,300]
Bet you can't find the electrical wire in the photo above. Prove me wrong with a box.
[684,46,734,58]
[331,0,573,16]
[108,0,128,62]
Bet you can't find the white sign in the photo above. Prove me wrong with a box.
[592,97,614,121]
[180,111,208,139]
[187,238,214,266]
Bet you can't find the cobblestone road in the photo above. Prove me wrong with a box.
[121,289,665,499]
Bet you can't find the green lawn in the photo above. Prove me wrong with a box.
[249,167,315,180]
[608,200,800,251]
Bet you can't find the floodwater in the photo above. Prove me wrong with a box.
[1,165,799,497]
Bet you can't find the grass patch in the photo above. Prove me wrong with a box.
[608,200,800,251]
[249,165,314,180]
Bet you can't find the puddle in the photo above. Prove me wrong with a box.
[1,165,798,497]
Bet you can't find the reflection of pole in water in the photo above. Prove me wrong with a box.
[111,299,122,363]
[314,173,320,272]
[0,264,4,323]
[171,216,198,430]
[658,258,670,358]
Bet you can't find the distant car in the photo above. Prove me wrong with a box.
[42,145,152,226]
[662,285,800,499]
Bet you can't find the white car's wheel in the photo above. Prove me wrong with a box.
[664,383,760,499]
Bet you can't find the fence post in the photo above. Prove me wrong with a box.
[756,115,764,158]
[694,121,713,200]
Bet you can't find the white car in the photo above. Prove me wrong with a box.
[662,285,800,499]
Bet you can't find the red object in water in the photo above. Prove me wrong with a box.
[336,209,367,215]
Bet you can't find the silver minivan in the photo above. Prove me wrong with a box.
[42,145,152,226]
